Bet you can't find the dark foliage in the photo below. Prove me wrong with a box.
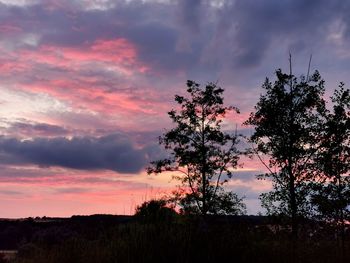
[148,80,245,215]
[134,199,178,223]
[3,216,349,263]
[311,85,350,256]
[312,85,350,220]
[245,68,326,238]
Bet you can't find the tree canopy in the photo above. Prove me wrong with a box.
[245,69,326,238]
[148,80,246,216]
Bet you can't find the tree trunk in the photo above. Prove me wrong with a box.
[290,176,298,240]
[288,164,298,262]
[340,209,345,262]
[338,177,345,262]
[287,68,298,261]
[201,107,207,216]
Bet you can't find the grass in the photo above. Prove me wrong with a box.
[9,216,350,263]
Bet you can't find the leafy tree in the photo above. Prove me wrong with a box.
[245,68,326,239]
[147,80,246,216]
[311,85,350,252]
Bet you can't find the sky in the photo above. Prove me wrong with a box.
[1,0,350,218]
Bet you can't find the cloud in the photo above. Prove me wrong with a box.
[0,189,25,196]
[230,170,259,182]
[2,120,70,137]
[177,0,202,33]
[229,185,261,200]
[0,133,162,173]
[54,187,90,194]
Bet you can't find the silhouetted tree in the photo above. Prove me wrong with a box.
[245,67,326,240]
[311,85,350,254]
[148,80,246,216]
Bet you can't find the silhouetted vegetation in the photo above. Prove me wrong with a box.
[134,199,178,223]
[245,66,326,240]
[245,64,350,259]
[147,80,246,215]
[311,85,350,258]
[0,215,348,263]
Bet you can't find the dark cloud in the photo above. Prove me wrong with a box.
[0,189,25,196]
[177,0,203,33]
[5,121,69,137]
[54,187,90,194]
[0,134,162,173]
[229,185,261,200]
[203,0,343,70]
[231,170,259,182]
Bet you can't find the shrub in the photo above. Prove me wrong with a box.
[134,199,178,223]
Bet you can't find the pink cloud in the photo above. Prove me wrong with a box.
[18,79,167,119]
[0,60,30,74]
[0,37,172,127]
[18,38,148,74]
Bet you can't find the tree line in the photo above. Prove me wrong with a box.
[146,65,350,242]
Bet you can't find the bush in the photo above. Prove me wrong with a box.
[134,199,178,223]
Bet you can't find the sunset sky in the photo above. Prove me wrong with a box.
[1,0,350,218]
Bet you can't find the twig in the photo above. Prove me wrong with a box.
[306,54,312,82]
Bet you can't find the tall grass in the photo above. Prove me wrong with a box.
[12,218,349,263]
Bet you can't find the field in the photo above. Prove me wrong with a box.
[0,215,348,263]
